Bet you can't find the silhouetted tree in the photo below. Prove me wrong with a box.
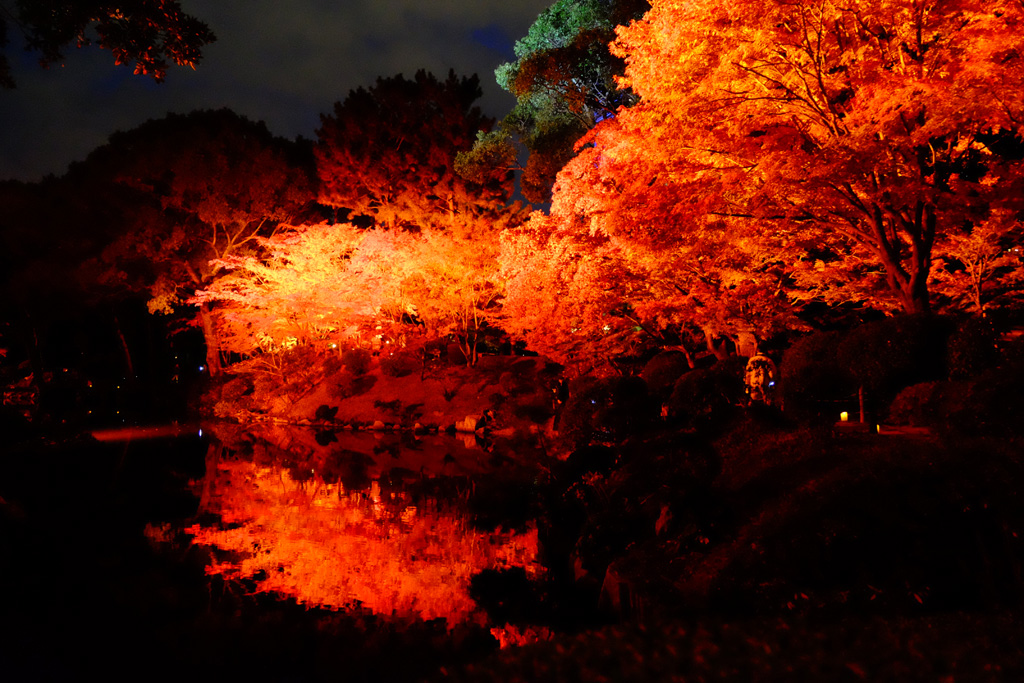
[0,0,214,88]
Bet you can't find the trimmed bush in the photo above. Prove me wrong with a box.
[781,330,852,420]
[335,371,377,399]
[379,350,419,378]
[446,342,468,366]
[784,316,953,421]
[946,316,999,380]
[641,350,693,400]
[887,381,946,426]
[558,375,656,445]
[219,376,253,402]
[511,390,554,423]
[499,370,535,397]
[835,314,950,402]
[342,348,372,376]
[666,356,746,432]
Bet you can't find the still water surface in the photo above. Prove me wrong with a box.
[166,422,543,628]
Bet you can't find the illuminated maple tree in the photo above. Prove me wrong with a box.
[505,0,1024,366]
[316,70,511,231]
[928,208,1024,316]
[94,110,316,374]
[398,205,528,366]
[194,74,525,367]
[500,183,798,369]
[191,223,386,355]
[195,202,527,366]
[606,0,1024,316]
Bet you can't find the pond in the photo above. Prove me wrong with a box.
[180,422,544,627]
[0,422,550,681]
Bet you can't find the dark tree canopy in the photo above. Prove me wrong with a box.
[315,69,512,231]
[86,109,317,374]
[457,0,649,203]
[0,0,215,88]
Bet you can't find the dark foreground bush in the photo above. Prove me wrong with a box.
[700,437,1024,615]
[946,315,1000,380]
[890,368,1024,437]
[341,347,372,376]
[781,330,852,420]
[641,350,693,401]
[446,614,1024,683]
[835,314,950,404]
[379,350,419,377]
[665,356,746,432]
[783,316,953,421]
[558,375,656,445]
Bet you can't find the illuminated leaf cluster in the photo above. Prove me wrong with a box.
[502,0,1024,368]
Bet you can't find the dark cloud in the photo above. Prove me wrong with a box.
[0,0,551,181]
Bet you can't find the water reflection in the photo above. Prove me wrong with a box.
[186,424,541,627]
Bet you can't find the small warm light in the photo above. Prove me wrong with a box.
[876,424,881,433]
[840,411,849,422]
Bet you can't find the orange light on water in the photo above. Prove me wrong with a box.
[187,458,539,627]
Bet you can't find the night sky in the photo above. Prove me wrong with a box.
[0,0,551,181]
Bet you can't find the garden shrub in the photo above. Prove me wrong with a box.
[342,348,372,376]
[379,350,419,378]
[887,381,946,426]
[835,314,950,404]
[446,342,468,366]
[998,333,1024,373]
[321,353,343,377]
[335,371,376,399]
[887,364,1024,437]
[641,350,692,401]
[499,370,535,397]
[781,330,852,420]
[558,375,656,445]
[665,357,746,433]
[219,376,252,403]
[511,391,554,423]
[946,316,1000,380]
[947,368,1024,437]
[251,374,279,404]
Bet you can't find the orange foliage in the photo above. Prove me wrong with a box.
[187,457,540,627]
[503,0,1024,365]
[192,223,414,354]
[608,0,1024,315]
[490,623,554,649]
[194,206,526,364]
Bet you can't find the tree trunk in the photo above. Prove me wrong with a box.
[665,343,696,369]
[702,327,732,361]
[112,314,135,380]
[198,303,222,376]
[872,201,934,315]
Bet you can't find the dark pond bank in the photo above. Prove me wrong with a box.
[0,424,548,682]
[4,418,1024,682]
